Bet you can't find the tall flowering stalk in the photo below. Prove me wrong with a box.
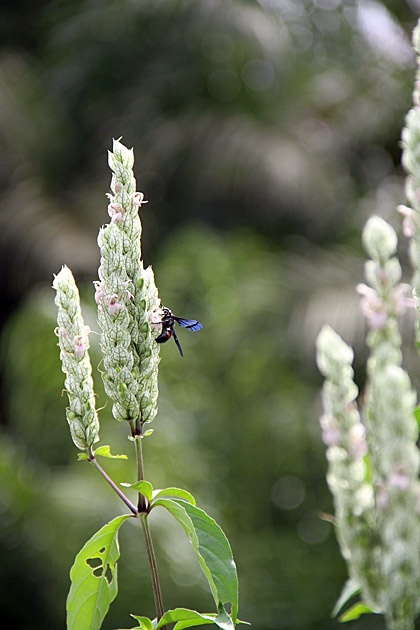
[53,140,239,630]
[360,217,420,628]
[96,138,160,431]
[401,22,420,330]
[316,21,420,629]
[53,265,100,451]
[317,218,420,630]
[316,326,378,609]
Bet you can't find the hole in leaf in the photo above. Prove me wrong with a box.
[86,557,103,574]
[98,547,106,554]
[85,555,114,582]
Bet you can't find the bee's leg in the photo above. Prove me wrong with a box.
[172,329,184,357]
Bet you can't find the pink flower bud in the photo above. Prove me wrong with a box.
[94,281,103,305]
[356,283,387,329]
[107,202,124,221]
[124,280,134,301]
[131,191,148,207]
[397,204,415,238]
[320,414,341,446]
[388,467,410,491]
[111,212,123,223]
[73,335,85,359]
[392,283,415,315]
[106,294,124,315]
[348,423,367,459]
[322,427,341,447]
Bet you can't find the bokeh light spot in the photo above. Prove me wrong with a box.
[297,512,331,544]
[242,59,275,92]
[271,475,306,510]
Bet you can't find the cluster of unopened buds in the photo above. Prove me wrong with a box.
[356,282,415,329]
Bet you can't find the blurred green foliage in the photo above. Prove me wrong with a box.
[1,0,420,629]
[1,224,381,629]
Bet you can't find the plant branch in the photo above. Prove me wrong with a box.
[88,455,138,516]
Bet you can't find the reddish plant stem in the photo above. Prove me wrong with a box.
[88,455,138,516]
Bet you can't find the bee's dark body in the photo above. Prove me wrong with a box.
[155,306,202,357]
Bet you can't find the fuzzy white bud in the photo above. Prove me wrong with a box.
[362,216,398,262]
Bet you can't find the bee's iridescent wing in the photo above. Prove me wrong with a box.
[174,317,202,332]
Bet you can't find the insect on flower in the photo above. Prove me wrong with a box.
[148,306,202,357]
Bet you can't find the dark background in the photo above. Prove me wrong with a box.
[1,0,420,628]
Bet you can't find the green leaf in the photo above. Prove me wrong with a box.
[121,480,153,502]
[66,514,132,630]
[151,487,196,505]
[154,499,238,622]
[332,578,360,618]
[78,452,90,461]
[339,602,374,622]
[414,406,420,431]
[155,607,234,630]
[129,614,155,630]
[94,445,128,459]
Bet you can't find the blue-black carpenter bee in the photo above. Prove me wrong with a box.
[149,306,202,357]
